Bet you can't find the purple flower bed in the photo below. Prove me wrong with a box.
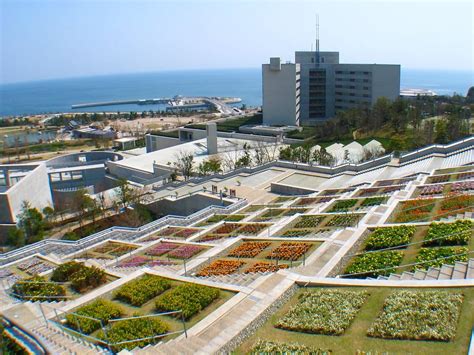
[119,255,151,268]
[146,242,179,256]
[420,184,444,196]
[167,245,204,259]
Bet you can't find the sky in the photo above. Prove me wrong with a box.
[0,0,473,84]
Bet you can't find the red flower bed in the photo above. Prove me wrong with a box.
[158,227,180,236]
[167,245,204,259]
[267,243,312,261]
[227,242,271,258]
[197,260,244,276]
[119,255,151,268]
[439,194,474,213]
[174,228,199,238]
[197,234,228,243]
[145,242,179,256]
[214,223,241,234]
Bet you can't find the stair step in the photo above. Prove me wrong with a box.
[438,265,454,279]
[388,274,401,280]
[400,272,414,280]
[425,267,440,280]
[467,259,474,279]
[452,262,468,279]
[413,270,427,280]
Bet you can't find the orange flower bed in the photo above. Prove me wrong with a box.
[267,243,312,261]
[227,242,271,258]
[244,262,289,273]
[197,259,245,276]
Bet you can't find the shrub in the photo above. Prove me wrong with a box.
[66,299,122,334]
[12,275,66,301]
[155,284,220,320]
[98,316,169,352]
[360,196,386,207]
[250,340,331,355]
[114,275,171,306]
[51,262,85,282]
[293,215,324,229]
[328,199,358,212]
[364,226,415,250]
[326,214,361,227]
[275,289,368,335]
[414,247,468,270]
[69,265,107,293]
[368,291,463,341]
[423,220,472,246]
[345,251,404,278]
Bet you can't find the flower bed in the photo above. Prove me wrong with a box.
[275,289,368,335]
[236,223,269,235]
[328,199,358,212]
[244,262,288,273]
[439,194,474,214]
[196,259,244,276]
[414,247,468,270]
[227,242,271,258]
[196,234,228,243]
[145,242,179,256]
[451,181,474,193]
[155,284,220,320]
[167,245,204,259]
[326,214,361,227]
[293,215,324,229]
[295,197,333,206]
[214,223,241,234]
[242,205,266,213]
[66,299,123,334]
[282,208,308,216]
[99,317,169,352]
[12,275,66,301]
[419,184,444,196]
[118,255,151,268]
[423,220,472,247]
[281,229,314,238]
[364,226,416,250]
[457,171,474,180]
[360,196,386,207]
[157,227,181,236]
[393,199,435,223]
[173,228,200,238]
[319,189,340,196]
[114,275,171,306]
[267,243,311,261]
[429,174,451,183]
[109,245,137,257]
[367,291,463,341]
[250,340,330,355]
[345,251,404,278]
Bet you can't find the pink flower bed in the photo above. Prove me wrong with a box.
[174,228,199,238]
[119,255,151,267]
[420,184,444,196]
[145,242,179,256]
[149,260,177,266]
[167,245,204,259]
[451,181,474,193]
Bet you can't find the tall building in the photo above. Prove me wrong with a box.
[262,51,400,126]
[262,57,301,126]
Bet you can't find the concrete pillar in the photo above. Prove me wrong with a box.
[4,169,11,187]
[206,123,218,155]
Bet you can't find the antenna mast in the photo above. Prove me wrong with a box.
[315,14,320,66]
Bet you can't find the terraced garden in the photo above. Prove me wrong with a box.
[414,181,474,198]
[195,239,321,276]
[236,286,474,355]
[78,242,139,260]
[291,196,336,207]
[426,170,474,184]
[196,214,246,226]
[252,208,309,222]
[343,221,473,278]
[325,197,387,213]
[0,256,57,285]
[373,177,415,187]
[390,194,474,223]
[62,275,235,351]
[356,185,404,197]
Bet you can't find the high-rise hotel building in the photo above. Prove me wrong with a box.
[262,51,400,126]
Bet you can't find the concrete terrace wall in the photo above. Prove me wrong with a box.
[147,193,232,217]
[145,134,181,153]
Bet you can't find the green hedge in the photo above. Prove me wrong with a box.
[364,226,416,250]
[51,261,107,293]
[12,275,66,302]
[114,275,171,306]
[328,199,358,212]
[345,251,404,278]
[51,261,86,282]
[155,284,220,320]
[98,316,169,352]
[66,299,123,334]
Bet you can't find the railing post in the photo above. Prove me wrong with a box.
[181,311,188,338]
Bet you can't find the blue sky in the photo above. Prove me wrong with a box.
[1,0,472,84]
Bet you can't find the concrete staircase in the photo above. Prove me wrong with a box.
[376,258,474,281]
[193,271,270,287]
[31,323,111,355]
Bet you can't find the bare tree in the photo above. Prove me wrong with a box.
[173,150,195,180]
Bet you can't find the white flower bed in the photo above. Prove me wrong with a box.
[250,339,331,354]
[368,291,463,341]
[275,289,369,335]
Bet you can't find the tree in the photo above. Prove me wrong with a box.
[7,227,25,248]
[198,157,222,176]
[16,201,45,244]
[42,206,55,227]
[174,151,194,180]
[435,119,448,144]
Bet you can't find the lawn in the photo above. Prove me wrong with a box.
[236,286,474,355]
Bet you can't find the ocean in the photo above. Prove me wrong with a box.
[0,68,472,117]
